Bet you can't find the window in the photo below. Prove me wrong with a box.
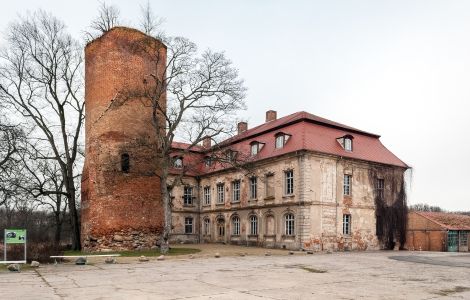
[226,150,237,162]
[459,231,468,246]
[204,156,213,167]
[376,179,384,199]
[285,213,295,236]
[203,186,211,205]
[344,137,352,151]
[249,177,257,199]
[232,180,240,202]
[284,170,294,195]
[217,183,225,204]
[249,215,258,235]
[185,217,193,234]
[183,186,193,205]
[265,173,275,198]
[232,216,240,235]
[250,142,260,155]
[343,174,352,196]
[121,153,130,173]
[203,218,210,236]
[275,135,285,149]
[343,214,351,235]
[173,157,183,168]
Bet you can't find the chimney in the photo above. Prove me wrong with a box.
[266,110,277,122]
[237,122,248,135]
[203,136,211,148]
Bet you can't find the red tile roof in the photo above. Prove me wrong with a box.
[414,212,470,230]
[170,111,408,175]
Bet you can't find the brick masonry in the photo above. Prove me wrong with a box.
[81,27,166,251]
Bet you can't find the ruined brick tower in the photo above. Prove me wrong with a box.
[81,27,166,251]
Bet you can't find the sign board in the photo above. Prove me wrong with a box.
[5,229,26,244]
[3,229,27,263]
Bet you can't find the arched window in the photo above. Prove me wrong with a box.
[284,213,295,236]
[249,215,258,235]
[121,153,130,173]
[232,216,240,236]
[203,218,210,236]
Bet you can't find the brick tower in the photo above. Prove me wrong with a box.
[81,27,166,251]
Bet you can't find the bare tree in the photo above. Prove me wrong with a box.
[85,1,121,41]
[0,11,85,250]
[139,1,165,37]
[105,33,246,253]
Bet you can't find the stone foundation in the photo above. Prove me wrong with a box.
[82,228,160,252]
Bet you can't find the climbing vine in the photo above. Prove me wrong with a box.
[369,168,408,250]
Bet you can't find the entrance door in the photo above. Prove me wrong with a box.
[448,230,458,252]
[217,219,225,242]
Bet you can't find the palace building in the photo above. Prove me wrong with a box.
[168,110,409,251]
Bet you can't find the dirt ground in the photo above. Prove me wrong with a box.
[1,244,470,299]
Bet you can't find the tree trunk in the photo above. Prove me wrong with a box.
[159,172,171,254]
[54,212,62,246]
[65,174,81,250]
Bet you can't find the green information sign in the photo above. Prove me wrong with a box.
[5,229,26,244]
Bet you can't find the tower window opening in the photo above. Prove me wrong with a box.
[121,153,130,173]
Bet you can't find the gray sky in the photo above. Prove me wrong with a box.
[1,0,469,210]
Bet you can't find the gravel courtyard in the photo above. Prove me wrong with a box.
[1,244,469,299]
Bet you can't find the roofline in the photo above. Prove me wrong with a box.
[412,211,470,230]
[218,116,380,149]
[85,26,167,49]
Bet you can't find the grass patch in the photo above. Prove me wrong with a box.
[63,247,200,257]
[435,286,470,296]
[299,266,327,273]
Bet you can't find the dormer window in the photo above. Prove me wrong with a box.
[173,156,183,168]
[204,156,213,167]
[225,149,237,162]
[275,132,291,149]
[250,141,264,156]
[337,135,354,152]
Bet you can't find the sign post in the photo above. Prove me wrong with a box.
[4,229,27,263]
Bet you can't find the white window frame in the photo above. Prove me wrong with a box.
[275,135,285,149]
[284,170,294,195]
[185,217,193,234]
[250,143,259,155]
[217,184,225,204]
[344,138,352,151]
[232,180,240,202]
[249,215,258,235]
[173,157,183,168]
[343,214,351,235]
[183,186,193,205]
[285,213,295,236]
[249,177,257,199]
[232,216,240,236]
[343,174,352,196]
[203,186,211,205]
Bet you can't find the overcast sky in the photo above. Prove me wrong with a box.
[1,0,469,210]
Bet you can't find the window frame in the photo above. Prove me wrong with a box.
[344,137,352,151]
[343,214,351,235]
[249,215,258,236]
[203,186,211,206]
[183,186,193,206]
[216,183,225,204]
[185,217,193,234]
[232,180,241,203]
[232,216,240,236]
[249,176,257,200]
[284,213,295,236]
[376,178,384,199]
[343,174,352,196]
[284,170,294,195]
[275,134,285,149]
[173,156,183,169]
[250,142,259,156]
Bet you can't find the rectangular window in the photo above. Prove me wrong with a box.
[183,186,193,205]
[250,215,258,235]
[217,183,225,204]
[265,174,275,198]
[376,179,384,199]
[203,218,210,236]
[343,174,352,196]
[460,231,468,246]
[343,214,351,235]
[251,143,259,156]
[285,214,295,236]
[284,170,294,195]
[232,217,240,235]
[232,180,240,202]
[249,177,257,199]
[203,186,211,206]
[185,217,193,234]
[275,135,284,149]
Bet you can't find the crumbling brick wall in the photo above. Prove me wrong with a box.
[81,27,166,251]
